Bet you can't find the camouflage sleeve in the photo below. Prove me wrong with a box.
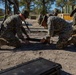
[47,17,54,37]
[70,8,76,17]
[73,13,76,25]
[21,26,29,38]
[16,22,25,41]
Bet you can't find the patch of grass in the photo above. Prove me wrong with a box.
[0,16,4,19]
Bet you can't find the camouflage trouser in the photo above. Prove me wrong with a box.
[0,38,8,47]
[56,26,73,49]
[68,36,76,46]
[56,39,68,49]
[0,36,21,48]
[56,35,76,49]
[72,36,76,45]
[7,37,21,47]
[38,18,43,25]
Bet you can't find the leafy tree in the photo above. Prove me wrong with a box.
[0,0,19,14]
[19,0,34,12]
[56,0,66,13]
[13,0,19,14]
[56,0,76,12]
[34,0,55,14]
[67,0,76,9]
[0,9,4,16]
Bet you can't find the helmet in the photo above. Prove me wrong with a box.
[22,10,29,18]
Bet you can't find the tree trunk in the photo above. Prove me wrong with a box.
[5,0,8,15]
[26,2,30,12]
[14,0,19,14]
[42,0,46,15]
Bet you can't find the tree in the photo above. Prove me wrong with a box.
[0,9,4,16]
[56,0,76,13]
[67,0,76,9]
[34,0,55,14]
[19,0,34,12]
[0,0,19,14]
[13,0,19,14]
[56,0,66,13]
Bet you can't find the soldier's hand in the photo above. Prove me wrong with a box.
[22,39,30,44]
[40,38,46,43]
[26,34,30,39]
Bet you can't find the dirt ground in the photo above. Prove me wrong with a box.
[0,19,76,75]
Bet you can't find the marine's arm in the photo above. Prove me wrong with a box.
[70,8,76,17]
[47,17,54,38]
[16,22,25,41]
[21,26,30,38]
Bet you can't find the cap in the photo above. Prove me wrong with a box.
[22,10,29,18]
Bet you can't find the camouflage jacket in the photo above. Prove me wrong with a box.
[47,16,73,37]
[1,14,25,41]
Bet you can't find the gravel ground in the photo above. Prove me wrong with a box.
[0,19,76,75]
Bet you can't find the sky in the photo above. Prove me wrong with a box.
[0,4,5,9]
[51,2,61,10]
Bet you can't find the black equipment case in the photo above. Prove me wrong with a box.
[0,58,62,75]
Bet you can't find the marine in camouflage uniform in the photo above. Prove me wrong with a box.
[38,11,45,25]
[73,13,76,26]
[70,8,76,26]
[53,8,59,16]
[38,14,44,25]
[0,10,29,48]
[48,16,73,49]
[42,16,73,49]
[70,8,76,46]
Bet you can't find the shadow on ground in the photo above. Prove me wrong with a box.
[15,43,76,52]
[0,43,76,52]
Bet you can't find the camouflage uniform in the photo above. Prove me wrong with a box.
[38,14,44,25]
[70,8,76,26]
[47,16,73,49]
[73,13,76,26]
[53,8,59,16]
[0,14,27,48]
